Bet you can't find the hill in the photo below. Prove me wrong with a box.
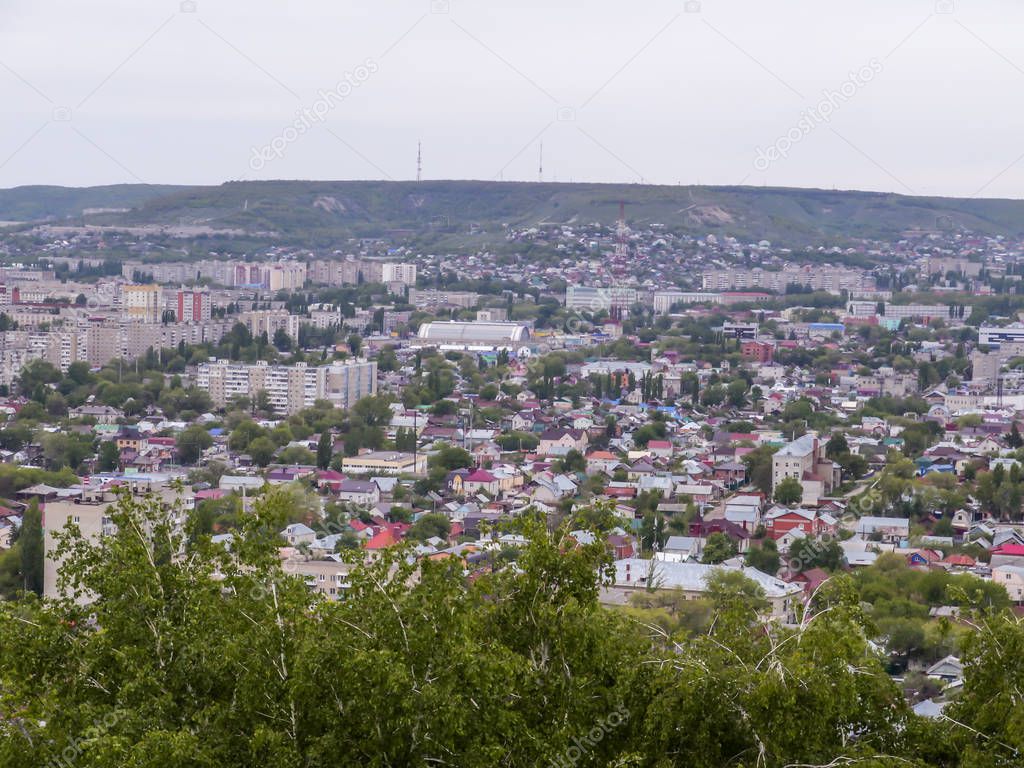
[3,180,1024,246]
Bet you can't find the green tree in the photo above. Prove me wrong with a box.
[407,512,451,542]
[316,430,333,470]
[19,498,42,595]
[177,425,213,465]
[744,538,780,574]
[702,531,738,563]
[97,439,120,472]
[247,436,277,467]
[825,432,849,459]
[773,476,803,505]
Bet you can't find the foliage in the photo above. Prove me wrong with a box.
[773,476,803,505]
[702,531,738,563]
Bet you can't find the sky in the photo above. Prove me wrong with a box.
[1,0,1023,198]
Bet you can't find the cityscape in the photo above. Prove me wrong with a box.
[3,1,1024,767]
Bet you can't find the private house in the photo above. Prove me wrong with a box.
[646,440,674,459]
[537,428,588,456]
[336,479,381,506]
[855,516,910,544]
[926,655,964,685]
[281,523,316,547]
[463,469,500,495]
[993,564,1024,602]
[604,558,802,622]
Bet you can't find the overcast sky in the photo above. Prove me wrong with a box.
[1,0,1023,197]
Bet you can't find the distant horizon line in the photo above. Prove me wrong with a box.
[2,178,1023,203]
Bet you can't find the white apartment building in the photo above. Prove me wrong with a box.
[652,291,723,314]
[196,359,377,414]
[381,263,417,286]
[703,266,874,294]
[565,285,638,313]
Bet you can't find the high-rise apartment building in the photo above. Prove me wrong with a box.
[196,359,377,414]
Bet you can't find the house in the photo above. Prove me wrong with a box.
[764,506,810,538]
[336,479,381,506]
[855,516,910,544]
[316,469,346,493]
[646,440,673,459]
[281,523,316,546]
[655,535,701,562]
[713,461,747,487]
[724,495,763,531]
[690,517,752,553]
[788,567,830,597]
[537,428,588,456]
[926,655,964,684]
[990,544,1024,568]
[286,556,354,600]
[771,433,841,506]
[463,469,500,496]
[586,450,621,475]
[604,558,802,622]
[993,564,1024,602]
[342,451,427,476]
[70,404,123,424]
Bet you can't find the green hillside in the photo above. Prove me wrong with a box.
[3,179,1024,246]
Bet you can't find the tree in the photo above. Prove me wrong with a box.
[316,431,333,470]
[19,498,42,595]
[97,439,120,471]
[788,537,844,572]
[1008,423,1024,449]
[773,477,803,506]
[278,446,315,465]
[0,491,983,766]
[347,334,362,356]
[554,449,585,474]
[177,425,213,465]
[247,436,277,467]
[273,328,292,351]
[825,432,849,459]
[407,512,451,542]
[744,539,780,574]
[742,445,777,494]
[702,531,738,563]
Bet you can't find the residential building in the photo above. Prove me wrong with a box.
[771,433,840,506]
[196,359,377,414]
[176,287,213,323]
[121,284,161,323]
[341,451,427,476]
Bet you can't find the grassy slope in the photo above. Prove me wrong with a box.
[3,180,1024,246]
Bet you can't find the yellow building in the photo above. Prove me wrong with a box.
[122,284,161,323]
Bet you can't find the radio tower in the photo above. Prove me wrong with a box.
[614,200,628,258]
[416,141,422,182]
[538,141,543,182]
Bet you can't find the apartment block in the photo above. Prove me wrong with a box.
[564,285,638,313]
[176,288,213,323]
[196,359,377,414]
[122,285,161,323]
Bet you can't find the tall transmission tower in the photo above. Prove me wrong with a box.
[416,141,422,182]
[538,141,543,183]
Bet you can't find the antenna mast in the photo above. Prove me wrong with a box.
[416,140,422,182]
[538,141,543,183]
